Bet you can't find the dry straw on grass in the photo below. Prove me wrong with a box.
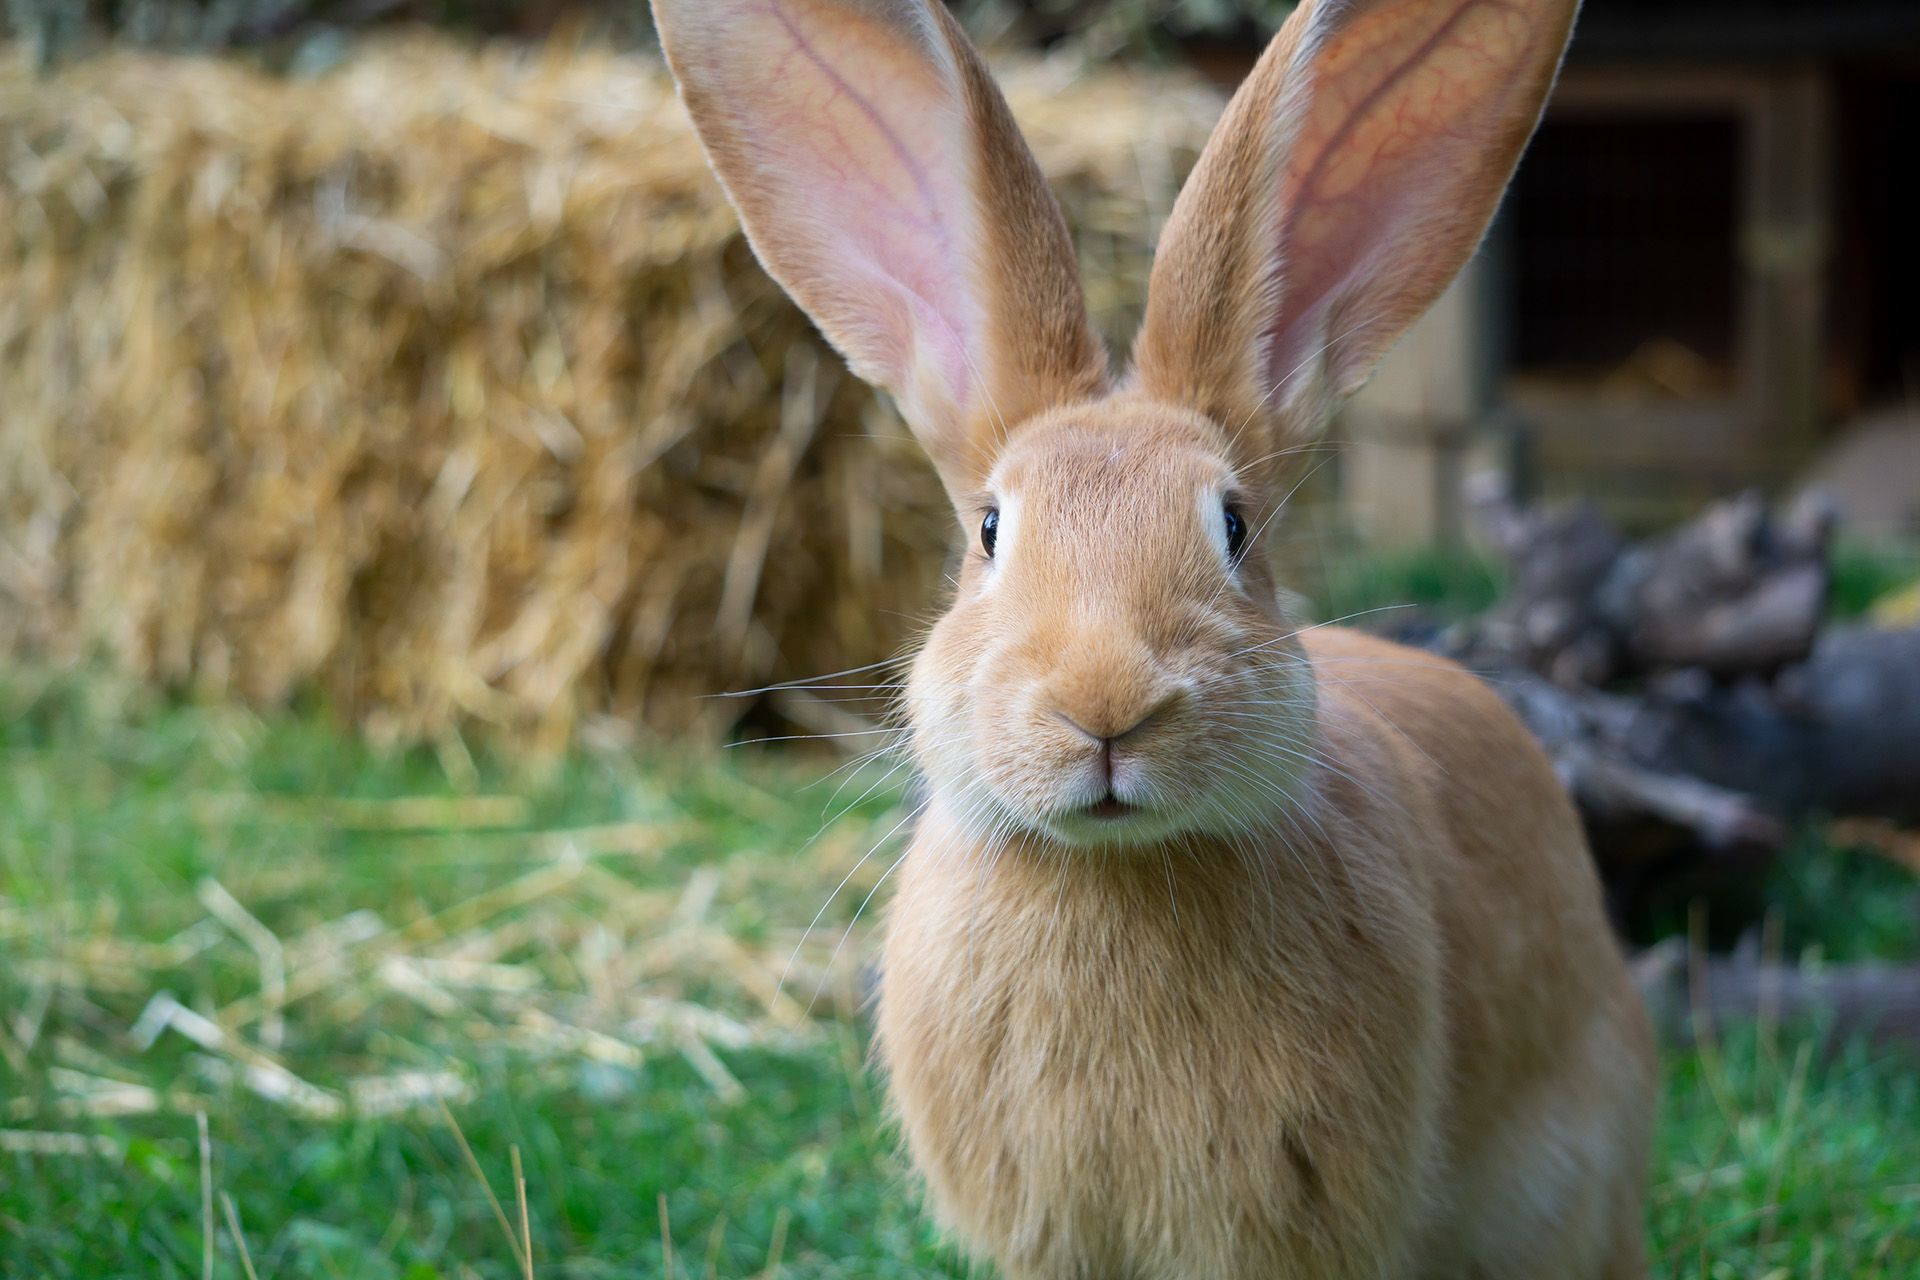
[0,34,1222,750]
[2,807,890,1129]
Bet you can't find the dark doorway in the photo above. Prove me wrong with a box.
[1508,114,1741,391]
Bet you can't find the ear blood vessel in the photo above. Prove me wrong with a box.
[655,0,1656,1275]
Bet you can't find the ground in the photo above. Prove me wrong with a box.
[1,666,1916,1279]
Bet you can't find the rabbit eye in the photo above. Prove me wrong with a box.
[981,508,999,559]
[1223,504,1247,563]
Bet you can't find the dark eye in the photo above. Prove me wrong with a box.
[981,508,999,559]
[1223,504,1247,563]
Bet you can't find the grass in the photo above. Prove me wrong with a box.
[1,670,1916,1278]
[1830,540,1920,621]
[1296,532,1920,634]
[1307,543,1507,627]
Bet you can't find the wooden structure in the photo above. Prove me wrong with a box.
[1341,0,1920,541]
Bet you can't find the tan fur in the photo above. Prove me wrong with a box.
[882,404,1653,1278]
[1136,0,1586,471]
[652,0,1106,494]
[653,0,1653,1274]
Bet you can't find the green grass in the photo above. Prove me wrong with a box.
[1768,826,1920,964]
[1652,1030,1920,1279]
[1307,544,1507,627]
[1304,538,1920,631]
[2,672,1916,1278]
[1829,541,1920,620]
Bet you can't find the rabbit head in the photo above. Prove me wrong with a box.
[654,0,1579,849]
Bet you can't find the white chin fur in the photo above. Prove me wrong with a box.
[1041,808,1189,850]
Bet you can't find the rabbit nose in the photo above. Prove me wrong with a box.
[1052,690,1179,747]
[1053,692,1180,790]
[1038,630,1178,755]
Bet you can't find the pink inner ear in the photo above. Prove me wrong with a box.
[1265,0,1551,395]
[721,1,983,420]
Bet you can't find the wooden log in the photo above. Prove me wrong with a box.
[1439,485,1913,931]
[1490,671,1784,857]
[1478,668,1788,922]
[1601,489,1833,675]
[1463,484,1834,683]
[1634,939,1920,1050]
[1466,480,1625,685]
[1436,628,1919,932]
[1463,627,1920,873]
[1614,626,1920,824]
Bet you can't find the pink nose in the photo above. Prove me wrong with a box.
[1052,695,1174,747]
[1054,691,1179,790]
[1039,631,1178,761]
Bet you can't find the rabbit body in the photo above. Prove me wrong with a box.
[651,0,1656,1273]
[880,630,1653,1280]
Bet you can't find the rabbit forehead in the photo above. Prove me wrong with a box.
[986,399,1238,508]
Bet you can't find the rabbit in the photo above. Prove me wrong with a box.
[651,0,1656,1275]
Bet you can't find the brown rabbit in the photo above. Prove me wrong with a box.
[652,0,1656,1275]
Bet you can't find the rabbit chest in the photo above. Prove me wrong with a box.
[875,818,1449,1279]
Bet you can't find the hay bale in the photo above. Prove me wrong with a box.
[0,35,1223,750]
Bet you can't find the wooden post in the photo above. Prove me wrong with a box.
[1340,248,1500,545]
[1740,67,1832,474]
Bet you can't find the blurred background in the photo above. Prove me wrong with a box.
[1,2,1916,1277]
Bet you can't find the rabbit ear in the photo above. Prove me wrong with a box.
[1133,0,1579,460]
[653,0,1107,494]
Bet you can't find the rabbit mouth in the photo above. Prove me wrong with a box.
[1047,791,1171,843]
[1080,795,1138,820]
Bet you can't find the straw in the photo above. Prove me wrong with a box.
[0,34,1224,750]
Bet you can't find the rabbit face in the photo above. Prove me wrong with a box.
[908,398,1317,850]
